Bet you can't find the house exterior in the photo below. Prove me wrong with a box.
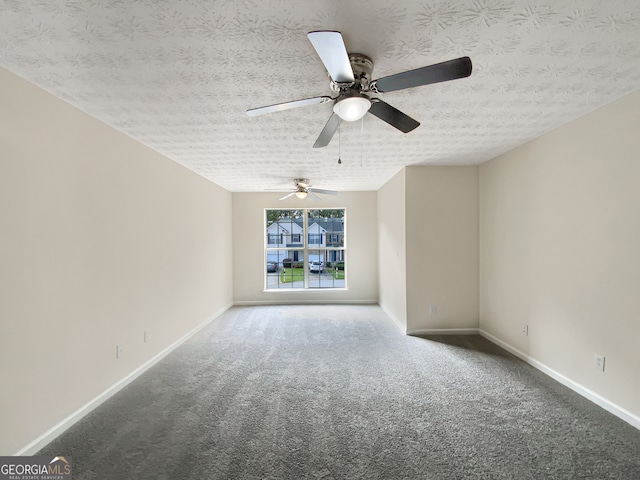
[266,217,345,266]
[266,220,304,263]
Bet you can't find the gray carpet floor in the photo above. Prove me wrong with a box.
[40,305,640,479]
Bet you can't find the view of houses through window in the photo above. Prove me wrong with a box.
[265,209,345,289]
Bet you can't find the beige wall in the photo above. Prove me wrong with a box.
[405,166,479,333]
[0,68,233,455]
[232,192,378,304]
[377,169,407,330]
[479,89,640,419]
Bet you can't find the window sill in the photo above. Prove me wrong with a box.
[262,288,349,293]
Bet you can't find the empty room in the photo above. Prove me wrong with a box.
[1,1,640,479]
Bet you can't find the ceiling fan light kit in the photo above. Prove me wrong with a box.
[247,30,472,149]
[333,93,371,121]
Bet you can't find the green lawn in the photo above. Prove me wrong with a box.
[327,268,345,280]
[280,267,304,283]
[280,266,345,283]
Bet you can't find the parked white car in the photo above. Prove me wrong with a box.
[309,261,324,273]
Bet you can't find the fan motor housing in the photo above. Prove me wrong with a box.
[330,53,374,93]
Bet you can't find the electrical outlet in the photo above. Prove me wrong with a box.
[429,305,437,315]
[116,344,124,359]
[594,355,605,372]
[144,331,150,343]
[522,324,528,336]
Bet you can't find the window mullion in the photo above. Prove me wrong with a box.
[303,209,309,288]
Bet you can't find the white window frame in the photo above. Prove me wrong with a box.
[264,208,346,290]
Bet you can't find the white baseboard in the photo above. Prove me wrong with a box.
[408,328,480,336]
[377,304,407,334]
[14,303,232,456]
[479,329,640,431]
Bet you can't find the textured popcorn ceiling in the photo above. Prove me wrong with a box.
[1,1,640,192]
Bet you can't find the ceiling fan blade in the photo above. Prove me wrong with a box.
[308,187,338,196]
[247,96,332,116]
[307,31,355,84]
[308,191,322,202]
[368,99,420,133]
[279,192,296,200]
[313,113,341,148]
[373,56,472,93]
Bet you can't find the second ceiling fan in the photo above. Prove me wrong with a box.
[278,178,337,201]
[246,30,472,148]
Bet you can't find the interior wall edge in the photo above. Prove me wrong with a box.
[378,303,407,334]
[404,166,480,332]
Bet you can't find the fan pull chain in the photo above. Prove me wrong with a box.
[360,116,364,167]
[337,121,342,165]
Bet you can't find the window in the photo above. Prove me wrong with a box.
[265,208,346,290]
[308,234,322,245]
[267,233,282,244]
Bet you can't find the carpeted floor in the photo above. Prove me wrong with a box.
[40,305,640,479]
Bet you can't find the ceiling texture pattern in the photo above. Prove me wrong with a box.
[1,0,640,192]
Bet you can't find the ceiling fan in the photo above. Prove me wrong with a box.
[278,178,338,201]
[246,30,472,148]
